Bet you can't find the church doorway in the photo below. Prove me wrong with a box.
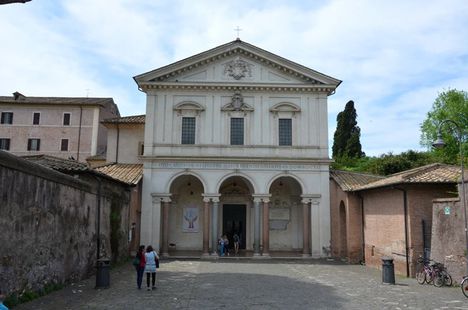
[223,204,246,250]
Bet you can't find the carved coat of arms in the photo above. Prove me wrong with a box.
[224,57,252,80]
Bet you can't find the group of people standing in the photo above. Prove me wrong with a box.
[218,233,240,256]
[133,245,159,290]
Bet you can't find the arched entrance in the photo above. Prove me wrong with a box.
[218,176,254,253]
[268,176,303,252]
[168,174,205,252]
[339,201,348,259]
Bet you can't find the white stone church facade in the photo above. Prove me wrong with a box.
[134,40,341,258]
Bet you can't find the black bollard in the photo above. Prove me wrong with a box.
[382,257,395,284]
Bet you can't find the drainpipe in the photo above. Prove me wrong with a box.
[394,186,410,277]
[115,124,120,163]
[357,192,365,264]
[77,106,83,161]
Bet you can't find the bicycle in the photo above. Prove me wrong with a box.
[433,264,452,287]
[416,256,436,284]
[461,275,468,298]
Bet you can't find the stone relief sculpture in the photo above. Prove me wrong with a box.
[224,57,252,80]
[221,92,254,112]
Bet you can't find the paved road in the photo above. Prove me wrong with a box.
[14,259,468,309]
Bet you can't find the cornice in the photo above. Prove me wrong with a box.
[139,82,336,94]
[141,156,332,164]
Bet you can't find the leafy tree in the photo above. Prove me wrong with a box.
[331,150,436,176]
[420,89,468,164]
[332,100,364,159]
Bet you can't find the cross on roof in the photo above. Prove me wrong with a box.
[234,26,242,39]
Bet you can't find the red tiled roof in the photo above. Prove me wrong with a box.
[330,170,384,191]
[94,163,143,185]
[0,95,115,107]
[102,115,145,124]
[355,163,461,191]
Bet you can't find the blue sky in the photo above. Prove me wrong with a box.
[1,0,467,156]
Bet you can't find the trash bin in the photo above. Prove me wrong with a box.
[96,258,110,289]
[382,257,395,284]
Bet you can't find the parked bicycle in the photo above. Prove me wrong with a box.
[416,256,452,287]
[461,275,468,298]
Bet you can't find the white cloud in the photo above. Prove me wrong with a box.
[0,0,467,156]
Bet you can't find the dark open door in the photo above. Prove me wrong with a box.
[223,204,246,249]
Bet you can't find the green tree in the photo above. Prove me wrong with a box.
[420,89,468,164]
[332,100,364,159]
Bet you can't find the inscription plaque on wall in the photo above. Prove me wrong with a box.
[269,208,290,230]
[269,208,290,220]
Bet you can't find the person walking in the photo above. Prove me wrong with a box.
[144,245,159,290]
[134,245,146,289]
[233,232,240,256]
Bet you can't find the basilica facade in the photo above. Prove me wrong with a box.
[134,39,341,258]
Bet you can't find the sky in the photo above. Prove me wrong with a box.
[1,0,467,156]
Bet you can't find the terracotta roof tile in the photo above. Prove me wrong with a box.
[0,96,115,107]
[355,163,461,191]
[94,163,143,185]
[330,170,384,191]
[21,154,89,171]
[102,115,145,124]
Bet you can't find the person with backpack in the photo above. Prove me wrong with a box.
[133,245,146,289]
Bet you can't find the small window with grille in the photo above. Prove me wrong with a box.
[279,119,292,146]
[63,113,71,126]
[27,138,41,151]
[0,138,10,150]
[33,112,40,125]
[181,117,196,144]
[1,112,13,124]
[230,118,244,145]
[61,139,69,151]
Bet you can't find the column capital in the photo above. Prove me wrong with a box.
[252,194,271,203]
[203,193,221,203]
[301,194,320,205]
[151,193,172,204]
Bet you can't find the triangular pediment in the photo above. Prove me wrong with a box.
[134,40,341,90]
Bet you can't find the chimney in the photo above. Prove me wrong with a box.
[13,91,26,100]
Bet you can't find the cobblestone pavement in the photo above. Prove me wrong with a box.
[14,259,468,310]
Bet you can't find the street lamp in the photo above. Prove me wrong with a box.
[432,119,467,273]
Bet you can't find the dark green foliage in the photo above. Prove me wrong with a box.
[420,89,468,164]
[332,100,364,159]
[332,150,437,176]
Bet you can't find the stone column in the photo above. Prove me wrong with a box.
[262,199,270,257]
[161,197,171,257]
[253,197,261,256]
[211,197,220,256]
[202,197,210,257]
[302,199,311,257]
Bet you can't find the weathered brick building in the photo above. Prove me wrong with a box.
[330,164,460,276]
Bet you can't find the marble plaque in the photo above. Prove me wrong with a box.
[269,208,290,220]
[270,220,289,230]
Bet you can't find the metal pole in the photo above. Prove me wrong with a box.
[459,130,467,274]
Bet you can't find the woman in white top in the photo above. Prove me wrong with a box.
[144,245,159,290]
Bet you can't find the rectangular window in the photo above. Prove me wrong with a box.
[230,118,244,145]
[1,112,13,124]
[33,112,40,125]
[63,113,71,126]
[27,138,41,151]
[181,117,196,144]
[0,138,10,150]
[279,119,292,146]
[138,142,144,156]
[61,139,69,151]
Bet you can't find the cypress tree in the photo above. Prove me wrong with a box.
[332,100,364,159]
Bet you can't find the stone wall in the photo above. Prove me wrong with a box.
[431,177,468,283]
[0,151,130,296]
